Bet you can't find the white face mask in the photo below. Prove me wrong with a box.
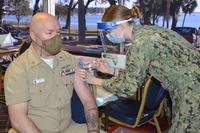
[106,32,125,44]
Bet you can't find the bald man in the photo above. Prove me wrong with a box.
[4,12,100,133]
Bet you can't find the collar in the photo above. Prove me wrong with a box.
[27,44,42,67]
[27,44,66,68]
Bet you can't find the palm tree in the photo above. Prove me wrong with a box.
[0,1,4,26]
[33,0,40,16]
[138,0,154,25]
[168,0,182,29]
[78,0,86,41]
[64,0,78,35]
[162,0,171,28]
[181,0,197,27]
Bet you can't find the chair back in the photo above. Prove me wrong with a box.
[145,77,166,110]
[134,75,166,125]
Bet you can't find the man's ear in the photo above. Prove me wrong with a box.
[30,31,36,42]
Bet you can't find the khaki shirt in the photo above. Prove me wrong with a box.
[4,45,76,133]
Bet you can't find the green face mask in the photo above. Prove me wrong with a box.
[42,35,62,55]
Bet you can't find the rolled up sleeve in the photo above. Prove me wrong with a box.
[4,62,30,105]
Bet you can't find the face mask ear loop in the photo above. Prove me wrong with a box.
[34,33,44,57]
[40,43,43,57]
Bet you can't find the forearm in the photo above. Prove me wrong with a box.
[102,68,142,97]
[11,116,40,133]
[85,107,99,133]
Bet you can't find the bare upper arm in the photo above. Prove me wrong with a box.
[8,102,28,123]
[73,69,95,107]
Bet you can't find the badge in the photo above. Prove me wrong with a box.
[61,65,75,77]
[102,52,126,69]
[33,78,45,85]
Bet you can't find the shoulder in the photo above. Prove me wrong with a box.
[7,49,29,71]
[59,50,75,61]
[133,25,191,48]
[5,47,35,78]
[59,50,76,66]
[60,50,74,57]
[133,25,187,41]
[133,25,175,38]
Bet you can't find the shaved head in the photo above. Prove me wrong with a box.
[30,12,59,34]
[29,12,61,57]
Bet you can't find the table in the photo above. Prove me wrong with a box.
[0,46,20,69]
[0,46,19,57]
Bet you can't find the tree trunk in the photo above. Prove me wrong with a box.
[78,0,86,42]
[107,0,116,6]
[17,19,20,27]
[182,12,187,27]
[139,0,154,25]
[85,0,94,13]
[65,0,74,33]
[143,12,151,25]
[152,14,157,25]
[65,8,71,33]
[171,12,178,30]
[166,17,169,28]
[166,0,170,28]
[162,16,165,27]
[33,0,40,16]
[0,1,3,26]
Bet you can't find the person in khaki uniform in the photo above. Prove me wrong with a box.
[4,12,101,133]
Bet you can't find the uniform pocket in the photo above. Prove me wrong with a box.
[62,75,74,85]
[29,83,50,108]
[61,75,74,99]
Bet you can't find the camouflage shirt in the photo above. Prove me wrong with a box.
[103,25,200,133]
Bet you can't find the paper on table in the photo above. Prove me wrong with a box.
[0,33,17,48]
[101,52,126,69]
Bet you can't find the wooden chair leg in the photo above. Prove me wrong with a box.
[154,117,162,133]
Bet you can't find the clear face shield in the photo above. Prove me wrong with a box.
[97,21,117,53]
[97,18,132,69]
[97,18,133,54]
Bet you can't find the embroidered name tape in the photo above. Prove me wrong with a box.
[33,78,45,85]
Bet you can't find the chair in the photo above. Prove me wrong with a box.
[101,75,166,133]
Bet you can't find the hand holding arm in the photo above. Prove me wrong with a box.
[79,69,103,86]
[95,59,115,75]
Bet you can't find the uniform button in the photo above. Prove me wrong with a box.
[59,98,61,101]
[56,84,59,87]
[39,90,42,93]
[59,56,63,59]
[32,61,35,64]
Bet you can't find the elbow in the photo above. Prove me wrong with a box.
[10,119,21,131]
[9,113,28,131]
